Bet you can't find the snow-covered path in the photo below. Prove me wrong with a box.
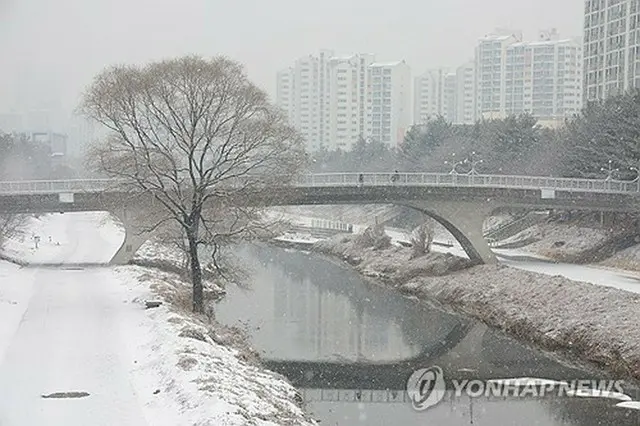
[3,212,124,265]
[0,268,149,426]
[0,213,147,425]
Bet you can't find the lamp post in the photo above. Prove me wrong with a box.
[444,159,465,175]
[600,160,618,181]
[465,151,483,175]
[600,160,619,191]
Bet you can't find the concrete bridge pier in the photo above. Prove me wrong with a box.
[405,200,499,265]
[109,207,154,265]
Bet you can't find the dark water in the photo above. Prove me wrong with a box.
[215,244,640,425]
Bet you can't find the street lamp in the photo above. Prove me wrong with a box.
[600,160,619,192]
[600,160,619,181]
[464,151,484,175]
[444,154,465,174]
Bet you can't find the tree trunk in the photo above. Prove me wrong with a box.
[187,231,204,314]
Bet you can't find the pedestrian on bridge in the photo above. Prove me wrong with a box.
[358,173,364,187]
[391,170,400,183]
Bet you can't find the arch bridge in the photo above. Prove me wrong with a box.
[1,172,638,265]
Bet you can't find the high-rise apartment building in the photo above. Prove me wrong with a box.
[505,32,583,122]
[475,29,583,124]
[475,29,523,119]
[413,64,476,125]
[454,61,477,124]
[275,68,295,124]
[327,54,375,150]
[275,50,333,152]
[583,0,640,101]
[443,73,457,122]
[413,68,453,123]
[277,52,409,151]
[367,61,412,148]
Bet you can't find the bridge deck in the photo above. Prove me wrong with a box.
[1,172,640,195]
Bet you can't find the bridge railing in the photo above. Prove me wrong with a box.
[0,179,116,195]
[0,172,639,195]
[296,173,640,193]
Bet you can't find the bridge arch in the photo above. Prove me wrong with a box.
[400,200,500,265]
[108,198,502,266]
[109,207,156,265]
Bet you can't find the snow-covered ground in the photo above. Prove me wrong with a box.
[2,212,124,264]
[0,213,315,425]
[499,223,612,260]
[0,262,36,368]
[601,244,640,272]
[482,213,515,233]
[274,233,322,244]
[135,238,186,267]
[274,205,398,225]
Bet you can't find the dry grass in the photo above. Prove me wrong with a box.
[135,268,264,370]
[314,234,472,283]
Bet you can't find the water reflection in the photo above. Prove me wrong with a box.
[306,395,640,426]
[215,243,640,425]
[217,244,467,363]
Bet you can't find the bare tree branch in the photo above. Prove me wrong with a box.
[80,55,306,313]
[0,214,25,250]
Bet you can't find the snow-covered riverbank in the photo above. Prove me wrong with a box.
[0,213,316,425]
[313,232,640,384]
[113,263,316,425]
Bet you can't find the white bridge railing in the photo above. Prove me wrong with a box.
[0,172,639,195]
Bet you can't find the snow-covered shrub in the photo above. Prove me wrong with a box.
[410,221,434,259]
[355,223,391,250]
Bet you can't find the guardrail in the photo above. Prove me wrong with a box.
[297,173,640,193]
[0,179,116,195]
[0,173,639,195]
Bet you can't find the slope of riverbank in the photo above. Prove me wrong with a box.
[602,245,640,272]
[314,232,640,384]
[121,240,317,425]
[496,211,640,265]
[114,263,316,425]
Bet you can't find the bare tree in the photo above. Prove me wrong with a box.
[0,214,24,250]
[410,221,434,259]
[80,56,306,313]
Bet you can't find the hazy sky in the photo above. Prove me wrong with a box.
[0,0,583,124]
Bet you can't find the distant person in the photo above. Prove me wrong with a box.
[391,170,400,183]
[358,173,364,187]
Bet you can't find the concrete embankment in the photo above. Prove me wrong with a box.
[313,233,640,383]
